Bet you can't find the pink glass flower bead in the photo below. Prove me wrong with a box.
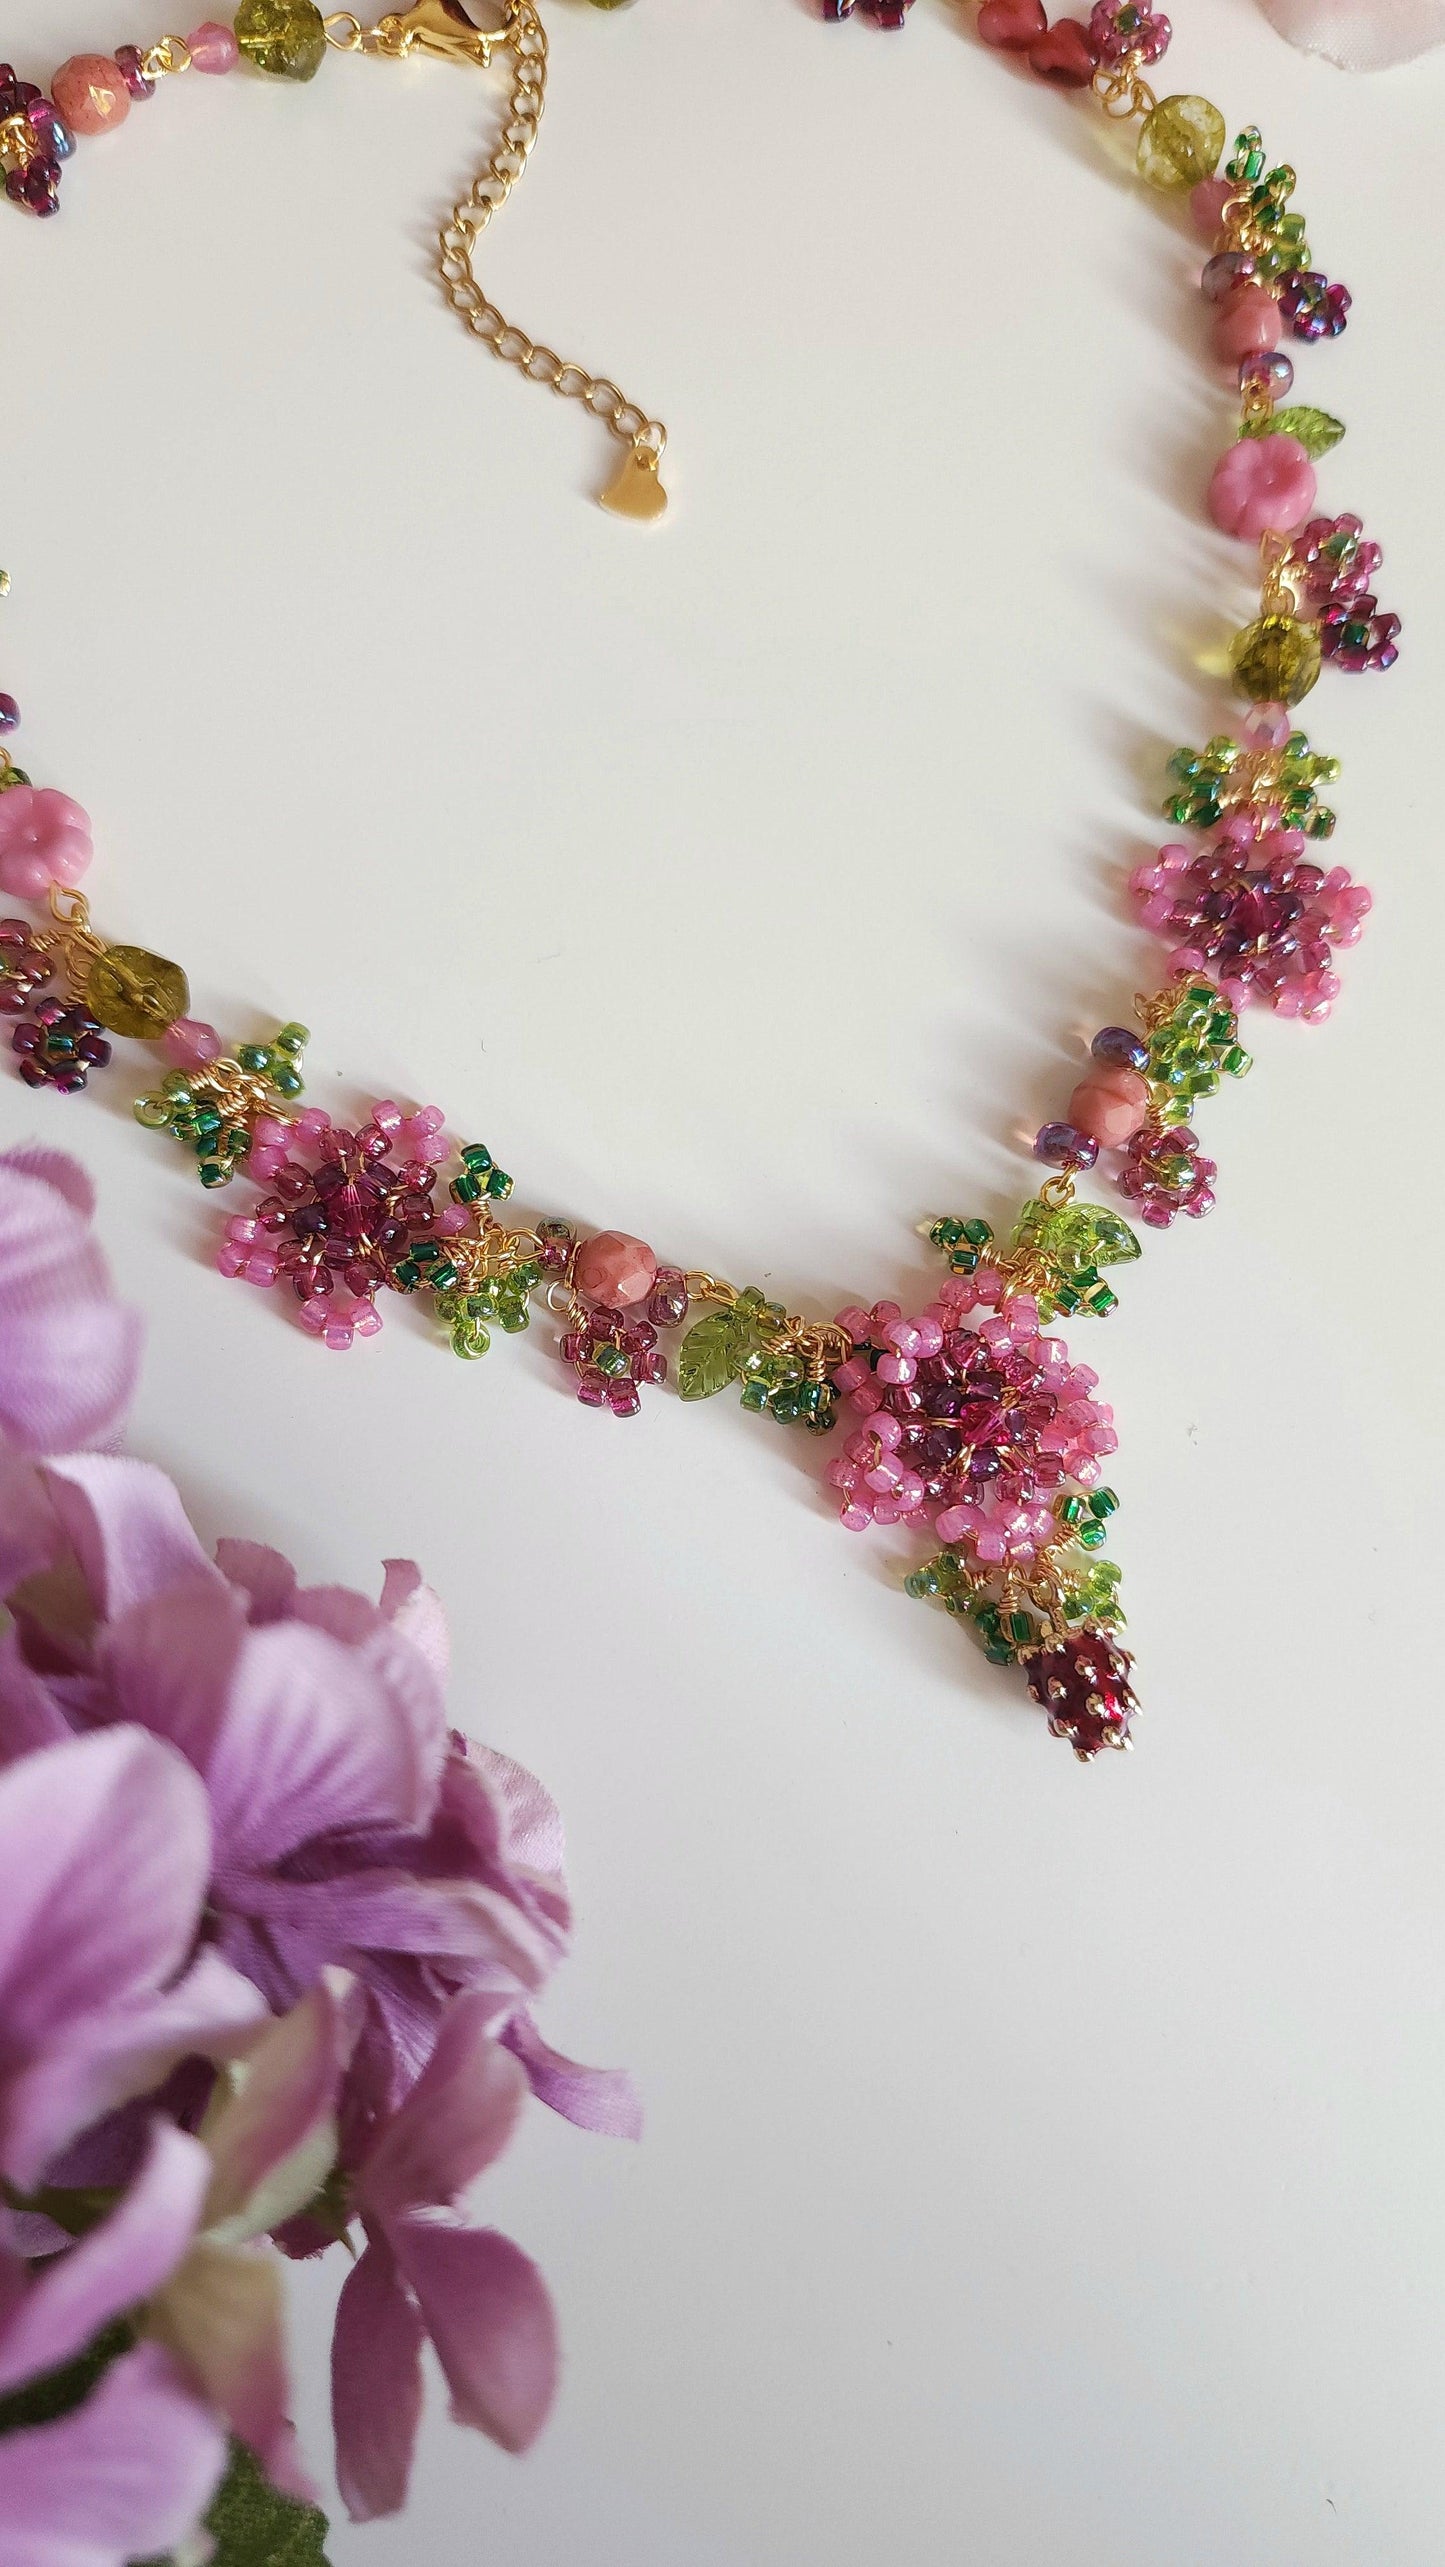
[0,787,94,903]
[1207,434,1316,541]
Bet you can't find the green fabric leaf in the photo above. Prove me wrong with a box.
[0,2324,130,2440]
[677,1305,754,1401]
[136,2440,333,2567]
[1241,404,1345,457]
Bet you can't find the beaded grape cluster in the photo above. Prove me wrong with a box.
[0,3,1401,1759]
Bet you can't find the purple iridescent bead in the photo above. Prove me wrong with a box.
[1238,348,1294,398]
[114,44,157,99]
[1202,251,1256,304]
[0,697,18,736]
[1034,1120,1100,1171]
[1091,1024,1150,1075]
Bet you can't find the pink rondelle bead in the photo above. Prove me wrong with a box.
[1067,1066,1151,1147]
[1189,175,1233,241]
[162,1016,223,1071]
[52,55,131,135]
[187,21,241,70]
[573,1230,658,1310]
[1212,283,1283,364]
[1207,432,1316,541]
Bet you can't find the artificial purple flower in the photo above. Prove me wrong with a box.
[0,1149,140,1598]
[0,1727,264,2193]
[0,1462,639,2142]
[331,1991,558,2520]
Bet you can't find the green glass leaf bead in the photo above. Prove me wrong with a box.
[1230,613,1321,706]
[1137,94,1227,191]
[88,945,190,1040]
[0,766,31,794]
[678,1304,755,1402]
[1241,405,1345,459]
[236,0,328,78]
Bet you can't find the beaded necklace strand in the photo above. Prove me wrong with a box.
[0,0,1398,1760]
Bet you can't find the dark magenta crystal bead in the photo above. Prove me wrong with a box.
[1238,348,1293,397]
[1034,1120,1099,1171]
[1091,1023,1149,1075]
[0,695,18,734]
[114,43,157,98]
[1026,1629,1136,1759]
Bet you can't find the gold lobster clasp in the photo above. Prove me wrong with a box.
[370,0,511,63]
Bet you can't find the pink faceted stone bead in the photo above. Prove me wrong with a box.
[1189,175,1233,241]
[187,21,240,70]
[52,55,131,135]
[0,786,94,902]
[573,1230,658,1310]
[162,1016,223,1070]
[1207,433,1316,540]
[1212,283,1283,364]
[1067,1065,1150,1147]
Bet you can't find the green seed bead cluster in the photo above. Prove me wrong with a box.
[927,1215,995,1276]
[1055,1485,1119,1551]
[449,1144,513,1208]
[434,1263,543,1360]
[1146,983,1251,1125]
[134,1022,309,1189]
[1165,731,1339,838]
[1225,127,1310,281]
[905,1545,1126,1666]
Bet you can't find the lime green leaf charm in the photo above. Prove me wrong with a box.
[1011,1198,1141,1319]
[1241,405,1345,458]
[677,1304,755,1401]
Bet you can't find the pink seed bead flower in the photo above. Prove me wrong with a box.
[220,1101,448,1350]
[826,1280,1116,1568]
[1207,433,1317,541]
[1132,815,1371,1019]
[0,787,94,904]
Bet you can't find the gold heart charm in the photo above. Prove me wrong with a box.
[599,443,669,525]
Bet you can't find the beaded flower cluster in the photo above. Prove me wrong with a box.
[0,1,1398,1760]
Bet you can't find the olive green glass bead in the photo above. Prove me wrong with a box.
[1137,94,1227,190]
[236,0,328,79]
[88,945,190,1040]
[1229,613,1322,706]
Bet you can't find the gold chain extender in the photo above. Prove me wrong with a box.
[323,0,667,518]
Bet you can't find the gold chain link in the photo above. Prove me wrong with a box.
[435,1,666,469]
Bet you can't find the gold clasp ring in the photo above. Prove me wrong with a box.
[373,0,511,64]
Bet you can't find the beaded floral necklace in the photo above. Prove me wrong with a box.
[0,0,1397,1762]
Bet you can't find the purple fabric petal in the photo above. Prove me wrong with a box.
[0,2121,208,2395]
[359,2000,528,2222]
[150,2238,318,2506]
[0,1442,61,1605]
[42,1457,217,1622]
[213,1539,299,1624]
[5,1947,266,2196]
[0,1727,211,2039]
[389,2214,558,2455]
[378,1560,451,1684]
[471,1743,568,1884]
[0,1151,142,1459]
[0,2339,228,2567]
[331,2230,426,2523]
[502,2009,643,2142]
[206,1619,447,1874]
[201,1973,362,2236]
[230,1867,563,1987]
[99,1577,247,1778]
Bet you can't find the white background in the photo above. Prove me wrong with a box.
[3,1,1444,2559]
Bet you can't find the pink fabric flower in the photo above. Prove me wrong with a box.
[332,1992,558,2520]
[0,1150,140,1599]
[0,789,93,904]
[0,1728,264,2194]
